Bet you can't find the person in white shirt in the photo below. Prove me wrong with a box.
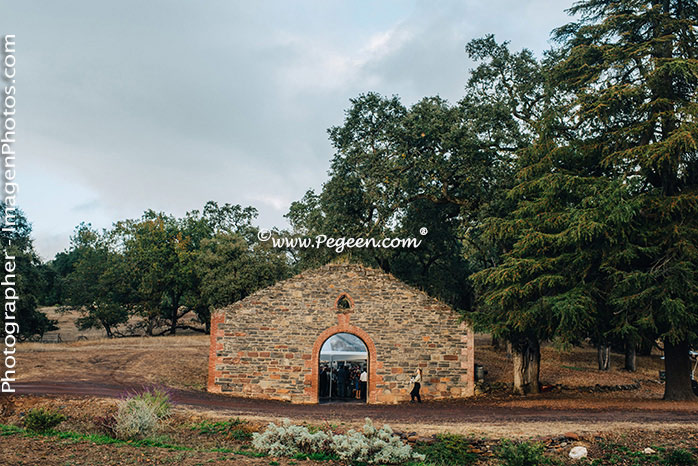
[410,368,422,403]
[359,369,368,400]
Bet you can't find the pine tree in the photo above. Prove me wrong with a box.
[461,37,582,395]
[553,0,698,400]
[471,125,629,393]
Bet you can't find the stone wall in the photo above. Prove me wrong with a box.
[208,263,474,404]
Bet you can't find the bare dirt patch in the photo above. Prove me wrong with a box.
[474,335,666,398]
[17,335,209,390]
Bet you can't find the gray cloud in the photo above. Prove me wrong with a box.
[0,0,574,259]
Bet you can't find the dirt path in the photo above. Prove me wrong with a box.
[13,380,698,426]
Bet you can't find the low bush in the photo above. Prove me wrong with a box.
[496,440,550,466]
[128,388,171,418]
[252,418,424,464]
[113,398,160,439]
[252,419,332,457]
[414,434,478,466]
[23,408,66,433]
[664,448,697,466]
[190,418,252,441]
[113,389,171,440]
[292,451,338,461]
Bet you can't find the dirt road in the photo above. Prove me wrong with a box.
[12,380,698,426]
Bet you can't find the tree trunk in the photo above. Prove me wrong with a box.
[597,342,610,371]
[638,338,654,356]
[512,337,541,395]
[624,342,636,372]
[663,339,697,401]
[170,310,178,335]
[525,338,541,394]
[506,341,512,361]
[169,294,182,335]
[512,349,525,395]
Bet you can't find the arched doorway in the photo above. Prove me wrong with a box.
[318,333,368,403]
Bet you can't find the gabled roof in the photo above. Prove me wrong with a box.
[215,262,452,313]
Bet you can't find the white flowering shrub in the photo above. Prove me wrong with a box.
[252,418,425,464]
[252,419,331,457]
[331,418,422,464]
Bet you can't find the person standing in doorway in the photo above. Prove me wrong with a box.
[319,365,328,398]
[410,368,422,403]
[337,363,347,398]
[359,368,368,401]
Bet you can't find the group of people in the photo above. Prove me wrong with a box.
[319,362,423,403]
[319,362,367,400]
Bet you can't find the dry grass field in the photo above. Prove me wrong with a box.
[18,334,209,390]
[38,307,206,343]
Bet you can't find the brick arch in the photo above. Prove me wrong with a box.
[308,322,378,404]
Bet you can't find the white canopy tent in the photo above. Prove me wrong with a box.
[320,333,368,361]
[320,350,367,362]
[319,333,368,402]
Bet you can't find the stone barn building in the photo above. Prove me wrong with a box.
[207,263,474,404]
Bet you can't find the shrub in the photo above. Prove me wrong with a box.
[23,408,66,433]
[191,418,252,441]
[252,418,425,464]
[414,434,478,466]
[113,398,160,439]
[113,389,171,440]
[293,452,337,461]
[664,449,696,466]
[331,419,421,464]
[128,388,171,419]
[497,440,548,466]
[252,418,332,457]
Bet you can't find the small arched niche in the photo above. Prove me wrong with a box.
[335,293,354,312]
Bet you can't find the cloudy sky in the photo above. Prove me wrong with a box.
[0,0,573,260]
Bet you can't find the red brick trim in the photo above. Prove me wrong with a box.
[309,317,378,404]
[466,323,475,395]
[207,311,225,393]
